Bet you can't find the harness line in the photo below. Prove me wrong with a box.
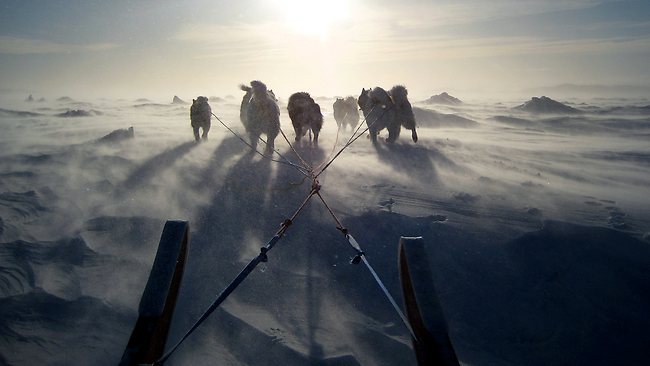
[153,184,319,365]
[152,101,414,364]
[315,105,389,179]
[278,126,313,173]
[312,114,344,174]
[315,191,419,342]
[212,113,311,178]
[345,105,376,147]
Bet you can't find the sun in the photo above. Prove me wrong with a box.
[273,0,350,37]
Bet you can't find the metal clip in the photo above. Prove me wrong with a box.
[260,247,268,262]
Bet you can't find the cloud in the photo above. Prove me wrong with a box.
[0,36,120,55]
[84,43,121,51]
[170,22,307,62]
[347,33,650,62]
[168,0,650,64]
[359,0,605,29]
[327,0,650,63]
[167,12,650,72]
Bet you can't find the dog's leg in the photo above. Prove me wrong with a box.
[193,127,200,141]
[202,124,210,140]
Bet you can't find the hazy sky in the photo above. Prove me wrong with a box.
[1,0,649,100]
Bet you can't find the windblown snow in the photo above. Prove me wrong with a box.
[0,93,649,365]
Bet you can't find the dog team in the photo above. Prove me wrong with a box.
[189,80,418,149]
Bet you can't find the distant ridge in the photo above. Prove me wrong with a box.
[96,127,135,144]
[56,109,102,117]
[514,96,581,114]
[525,83,650,97]
[422,92,462,105]
[0,108,42,117]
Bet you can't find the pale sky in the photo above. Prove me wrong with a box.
[1,0,649,100]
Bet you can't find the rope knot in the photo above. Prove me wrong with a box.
[275,219,293,237]
[311,178,321,193]
[259,247,268,262]
[281,218,292,229]
[350,252,364,265]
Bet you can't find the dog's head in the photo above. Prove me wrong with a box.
[194,96,209,105]
[250,80,268,98]
[358,88,370,109]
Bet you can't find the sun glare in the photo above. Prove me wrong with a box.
[273,0,350,37]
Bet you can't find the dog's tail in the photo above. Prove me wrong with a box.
[390,85,409,105]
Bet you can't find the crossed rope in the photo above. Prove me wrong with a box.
[154,104,409,365]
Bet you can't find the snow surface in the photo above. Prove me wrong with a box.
[0,94,649,365]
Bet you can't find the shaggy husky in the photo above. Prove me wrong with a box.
[333,96,360,130]
[287,92,323,146]
[240,84,278,132]
[242,80,280,153]
[357,86,417,143]
[190,96,211,141]
[358,87,397,143]
[389,85,418,143]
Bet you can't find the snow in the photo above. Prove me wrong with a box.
[0,93,649,365]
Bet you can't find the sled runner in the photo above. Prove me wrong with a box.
[120,222,459,366]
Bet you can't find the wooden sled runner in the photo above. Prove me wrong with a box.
[119,221,189,366]
[120,224,459,366]
[398,237,460,366]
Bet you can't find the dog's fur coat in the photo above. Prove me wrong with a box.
[333,96,360,130]
[242,80,280,152]
[287,92,323,146]
[190,96,211,141]
[358,85,417,143]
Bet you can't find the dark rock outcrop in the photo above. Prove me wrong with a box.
[96,127,135,144]
[422,92,462,105]
[514,96,582,114]
[172,96,187,105]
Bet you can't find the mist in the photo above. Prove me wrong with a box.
[2,0,650,364]
[1,89,649,364]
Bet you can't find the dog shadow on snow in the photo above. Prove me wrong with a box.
[168,141,350,364]
[373,140,442,184]
[113,141,198,198]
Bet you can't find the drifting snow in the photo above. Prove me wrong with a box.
[0,94,649,365]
